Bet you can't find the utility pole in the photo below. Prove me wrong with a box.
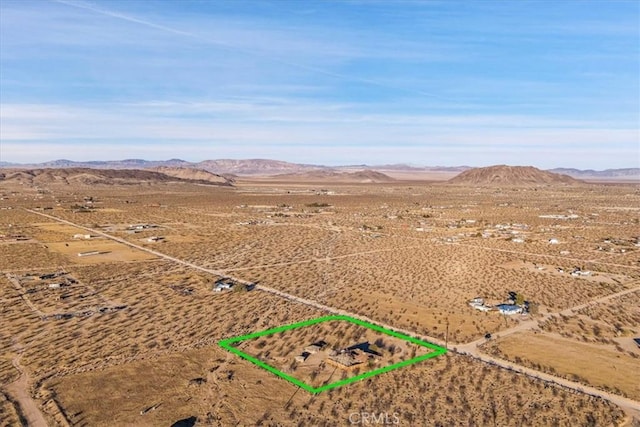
[445,319,449,349]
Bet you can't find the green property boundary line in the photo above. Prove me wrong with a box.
[218,314,447,394]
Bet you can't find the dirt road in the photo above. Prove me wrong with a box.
[451,241,640,270]
[5,354,49,427]
[5,273,45,317]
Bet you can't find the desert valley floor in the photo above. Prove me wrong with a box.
[0,172,639,426]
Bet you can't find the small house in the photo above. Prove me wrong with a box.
[469,297,492,311]
[304,342,327,354]
[496,304,522,315]
[571,267,591,277]
[213,279,235,292]
[304,345,321,354]
[327,350,365,370]
[127,224,158,231]
[213,283,232,292]
[295,351,312,363]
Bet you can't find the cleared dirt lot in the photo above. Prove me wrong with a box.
[47,240,157,264]
[485,331,640,400]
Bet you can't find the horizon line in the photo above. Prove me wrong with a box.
[0,158,638,172]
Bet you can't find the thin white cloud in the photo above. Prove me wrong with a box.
[2,101,633,131]
[45,0,453,100]
[2,140,637,170]
[3,100,637,168]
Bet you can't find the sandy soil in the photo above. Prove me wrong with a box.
[0,178,638,425]
[485,331,640,400]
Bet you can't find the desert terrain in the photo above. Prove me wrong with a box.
[0,165,638,426]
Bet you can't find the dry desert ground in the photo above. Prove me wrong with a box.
[0,176,639,426]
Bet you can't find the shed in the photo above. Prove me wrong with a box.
[78,251,100,257]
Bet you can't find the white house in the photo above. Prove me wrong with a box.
[497,304,522,315]
[469,297,492,311]
[213,282,234,292]
[571,269,591,277]
[470,297,484,305]
[548,238,560,244]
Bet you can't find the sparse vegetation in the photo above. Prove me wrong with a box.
[0,175,637,425]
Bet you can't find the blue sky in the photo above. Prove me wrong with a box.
[1,0,638,168]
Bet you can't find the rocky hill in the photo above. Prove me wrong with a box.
[448,165,582,186]
[0,168,233,187]
[151,167,233,185]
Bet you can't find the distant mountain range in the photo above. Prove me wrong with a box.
[0,158,637,179]
[548,168,640,179]
[196,159,325,176]
[273,169,396,183]
[2,158,192,169]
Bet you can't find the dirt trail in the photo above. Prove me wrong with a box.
[24,209,640,414]
[5,354,49,427]
[5,273,45,317]
[224,244,424,272]
[450,241,640,270]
